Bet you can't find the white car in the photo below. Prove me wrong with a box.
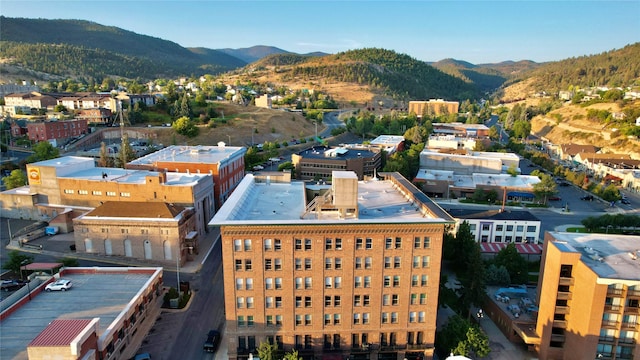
[252,165,264,171]
[45,279,72,292]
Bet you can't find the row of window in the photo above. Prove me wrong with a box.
[234,236,431,252]
[235,274,429,291]
[237,312,425,327]
[471,224,537,233]
[63,189,130,197]
[93,228,160,235]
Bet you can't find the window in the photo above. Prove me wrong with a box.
[266,315,274,326]
[265,278,273,290]
[423,237,430,248]
[335,258,342,269]
[295,277,302,289]
[355,276,362,288]
[266,297,273,308]
[274,239,281,251]
[325,314,331,325]
[334,314,341,324]
[527,225,536,232]
[264,239,272,251]
[244,239,252,251]
[295,258,302,270]
[409,312,416,323]
[496,225,504,231]
[305,296,312,307]
[237,297,244,308]
[325,277,332,288]
[275,297,282,308]
[384,276,391,287]
[305,238,312,250]
[356,238,363,249]
[106,191,116,196]
[238,315,245,326]
[325,296,332,307]
[325,238,332,250]
[78,190,88,195]
[305,277,312,289]
[411,293,417,305]
[365,238,372,249]
[265,259,273,270]
[275,278,282,289]
[516,225,524,232]
[413,256,420,269]
[274,258,282,270]
[234,239,242,251]
[395,237,402,249]
[415,275,423,287]
[353,313,360,324]
[296,296,302,308]
[385,257,392,269]
[506,225,514,231]
[335,238,342,250]
[246,297,254,308]
[245,259,252,271]
[305,258,312,270]
[354,295,362,306]
[363,295,370,306]
[482,223,491,231]
[383,294,390,306]
[236,278,243,290]
[295,238,302,250]
[422,256,430,268]
[364,276,371,288]
[64,189,74,194]
[420,293,427,305]
[325,258,332,270]
[394,256,401,268]
[495,235,503,242]
[393,276,400,287]
[334,296,341,306]
[235,259,242,271]
[382,312,389,323]
[505,235,513,242]
[334,277,342,288]
[276,315,283,325]
[391,312,398,323]
[385,237,392,249]
[365,257,372,269]
[421,275,428,286]
[418,311,425,322]
[414,237,421,249]
[469,224,476,231]
[305,314,311,325]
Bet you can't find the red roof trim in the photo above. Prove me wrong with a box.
[29,319,93,347]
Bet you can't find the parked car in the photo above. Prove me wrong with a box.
[252,165,264,171]
[203,330,221,353]
[549,196,561,201]
[558,182,571,187]
[45,279,72,292]
[1,280,25,292]
[621,198,631,205]
[133,353,151,360]
[581,195,594,201]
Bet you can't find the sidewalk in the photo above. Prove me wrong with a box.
[5,228,219,274]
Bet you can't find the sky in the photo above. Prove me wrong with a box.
[2,0,639,64]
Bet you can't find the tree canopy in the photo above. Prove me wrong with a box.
[26,141,59,163]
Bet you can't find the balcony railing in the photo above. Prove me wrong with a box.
[607,288,624,296]
[555,306,570,314]
[598,336,616,343]
[621,321,639,329]
[558,277,574,286]
[406,343,431,350]
[627,289,640,298]
[624,306,640,314]
[604,304,622,312]
[379,344,407,352]
[553,320,567,328]
[550,334,566,342]
[556,291,572,300]
[619,337,636,345]
[601,320,619,328]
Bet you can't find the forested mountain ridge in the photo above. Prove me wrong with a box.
[0,16,246,78]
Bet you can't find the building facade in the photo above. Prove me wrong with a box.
[527,232,640,360]
[447,209,542,244]
[26,119,89,143]
[292,146,382,181]
[126,144,246,210]
[408,100,459,117]
[210,171,454,360]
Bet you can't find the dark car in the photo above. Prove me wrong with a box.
[581,195,594,201]
[549,196,561,201]
[558,182,571,187]
[621,198,631,205]
[1,280,25,292]
[203,330,220,353]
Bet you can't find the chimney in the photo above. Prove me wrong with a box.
[158,171,167,184]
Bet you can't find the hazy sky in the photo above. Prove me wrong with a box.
[2,0,639,64]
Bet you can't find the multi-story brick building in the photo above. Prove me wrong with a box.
[408,100,459,117]
[291,146,382,181]
[126,144,246,210]
[210,171,454,360]
[519,232,640,360]
[26,119,89,144]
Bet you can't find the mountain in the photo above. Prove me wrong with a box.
[217,45,329,64]
[0,16,245,79]
[430,58,510,93]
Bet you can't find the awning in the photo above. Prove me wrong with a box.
[480,243,543,255]
[507,191,535,198]
[604,174,622,181]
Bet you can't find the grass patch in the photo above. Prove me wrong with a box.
[565,227,587,233]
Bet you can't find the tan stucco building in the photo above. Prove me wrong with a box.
[408,100,459,117]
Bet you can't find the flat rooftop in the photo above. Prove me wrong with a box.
[369,135,405,146]
[549,232,640,281]
[296,146,378,160]
[58,167,209,186]
[0,268,161,360]
[127,144,245,166]
[414,171,540,189]
[211,173,453,226]
[27,156,93,168]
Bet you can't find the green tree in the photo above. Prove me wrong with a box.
[282,350,302,360]
[506,164,518,177]
[485,264,511,285]
[60,257,80,267]
[2,169,27,189]
[257,341,279,360]
[2,250,34,274]
[172,116,199,138]
[512,119,531,140]
[98,142,115,168]
[435,315,490,359]
[115,134,136,168]
[532,172,557,204]
[26,141,59,163]
[494,243,529,284]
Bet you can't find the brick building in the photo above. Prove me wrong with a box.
[408,100,459,117]
[26,119,88,143]
[291,146,382,181]
[126,144,246,210]
[210,171,454,360]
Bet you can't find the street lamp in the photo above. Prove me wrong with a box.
[21,260,31,301]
